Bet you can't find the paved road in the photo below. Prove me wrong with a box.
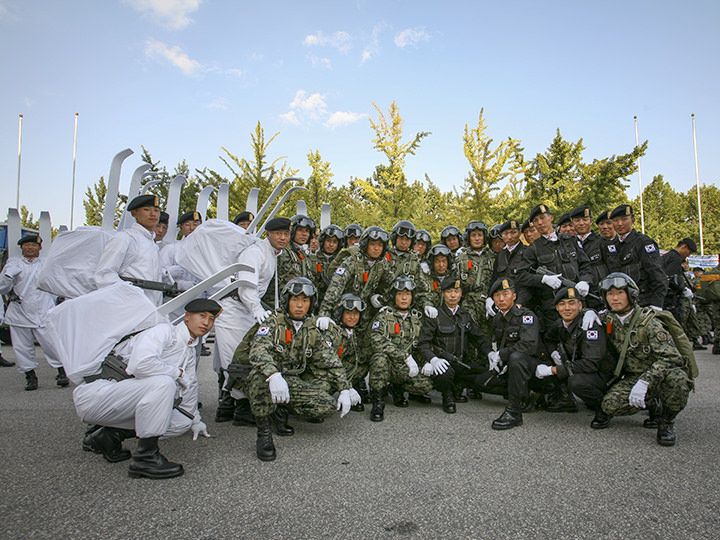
[0,345,718,539]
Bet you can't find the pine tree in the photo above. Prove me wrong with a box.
[580,141,647,212]
[82,177,126,227]
[633,175,691,249]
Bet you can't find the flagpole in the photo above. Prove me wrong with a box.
[16,114,23,208]
[691,113,704,255]
[70,112,79,229]
[633,115,645,234]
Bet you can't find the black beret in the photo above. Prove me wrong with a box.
[569,205,592,220]
[520,219,532,232]
[610,204,633,219]
[680,237,697,253]
[595,210,612,224]
[556,213,571,227]
[440,275,463,291]
[233,211,253,225]
[158,212,169,225]
[18,234,42,246]
[185,298,222,316]
[498,219,520,233]
[489,277,516,296]
[528,203,552,223]
[177,211,202,225]
[127,194,160,211]
[554,286,583,305]
[265,217,291,231]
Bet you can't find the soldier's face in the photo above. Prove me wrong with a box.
[294,227,311,245]
[366,239,384,259]
[323,237,339,254]
[267,230,290,250]
[501,228,520,246]
[433,256,448,275]
[559,223,575,236]
[443,287,462,308]
[597,219,615,239]
[184,311,216,339]
[492,289,516,312]
[468,230,485,249]
[180,220,200,237]
[413,240,427,257]
[491,237,505,253]
[288,294,311,319]
[131,206,160,230]
[523,225,540,244]
[555,298,583,323]
[445,236,460,250]
[395,235,412,252]
[605,288,631,313]
[612,215,633,236]
[572,216,592,235]
[341,309,361,328]
[238,219,252,230]
[154,222,168,241]
[21,241,41,259]
[347,236,360,247]
[394,290,413,310]
[532,213,553,235]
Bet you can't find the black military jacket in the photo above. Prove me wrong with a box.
[517,234,593,293]
[417,303,490,364]
[490,243,530,305]
[545,314,616,380]
[491,305,540,363]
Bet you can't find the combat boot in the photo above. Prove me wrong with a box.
[656,413,677,447]
[0,353,14,367]
[255,416,277,461]
[590,408,611,429]
[232,398,256,427]
[351,383,366,412]
[409,393,431,404]
[492,403,523,430]
[56,367,70,387]
[453,385,468,403]
[544,387,578,413]
[390,384,408,407]
[24,370,38,391]
[214,390,236,423]
[370,390,385,422]
[272,406,295,436]
[441,390,456,414]
[83,426,134,462]
[128,437,184,479]
[643,398,661,429]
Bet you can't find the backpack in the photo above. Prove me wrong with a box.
[637,309,699,380]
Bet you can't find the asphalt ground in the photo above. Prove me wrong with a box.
[0,344,718,540]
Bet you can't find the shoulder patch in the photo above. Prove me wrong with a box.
[335,266,346,275]
[644,244,656,253]
[607,244,617,253]
[371,321,381,331]
[586,330,598,341]
[256,326,270,336]
[522,315,534,325]
[656,329,669,342]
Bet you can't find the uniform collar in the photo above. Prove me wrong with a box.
[577,232,591,242]
[616,308,635,324]
[131,222,156,240]
[177,322,199,347]
[505,242,519,252]
[543,232,558,242]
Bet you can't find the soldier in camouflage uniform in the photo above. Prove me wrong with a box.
[489,224,505,253]
[310,224,345,300]
[455,221,496,329]
[425,244,454,306]
[692,267,713,344]
[328,293,368,412]
[440,225,463,255]
[242,277,355,461]
[367,275,434,422]
[414,229,432,271]
[698,262,720,354]
[599,273,692,447]
[344,224,363,248]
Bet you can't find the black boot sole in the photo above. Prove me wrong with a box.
[657,438,676,447]
[128,466,185,479]
[257,452,277,462]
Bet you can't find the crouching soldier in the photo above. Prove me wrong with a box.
[74,298,221,479]
[367,275,433,422]
[599,272,693,446]
[329,293,369,412]
[417,276,491,413]
[243,277,355,461]
[539,287,616,428]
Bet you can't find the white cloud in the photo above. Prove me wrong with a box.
[144,38,201,75]
[279,111,300,125]
[205,97,228,110]
[394,27,430,48]
[124,0,202,30]
[325,111,367,128]
[361,21,387,63]
[308,55,332,69]
[303,30,352,54]
[288,90,327,120]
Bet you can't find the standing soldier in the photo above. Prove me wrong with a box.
[595,210,615,240]
[556,213,575,236]
[571,205,608,309]
[440,225,463,255]
[265,215,315,304]
[233,211,254,230]
[521,219,539,245]
[490,219,528,306]
[310,224,345,300]
[698,259,720,354]
[154,211,169,243]
[425,244,454,306]
[692,267,713,345]
[603,204,667,309]
[489,224,505,253]
[414,229,432,269]
[456,221,495,328]
[599,273,693,446]
[344,224,363,248]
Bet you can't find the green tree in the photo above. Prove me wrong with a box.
[633,175,691,249]
[686,184,720,255]
[140,147,203,217]
[82,176,126,227]
[580,142,647,212]
[19,206,39,230]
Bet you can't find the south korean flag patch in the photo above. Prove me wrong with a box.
[607,245,617,253]
[335,267,346,276]
[522,315,534,325]
[644,244,656,253]
[256,326,270,336]
[586,330,599,341]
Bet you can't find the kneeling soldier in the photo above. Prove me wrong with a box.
[330,293,369,412]
[599,272,693,446]
[244,277,354,461]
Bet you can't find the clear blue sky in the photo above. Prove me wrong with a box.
[1,0,718,227]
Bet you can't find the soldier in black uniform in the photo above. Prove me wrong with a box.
[521,219,540,245]
[556,213,575,236]
[516,204,593,329]
[416,276,491,413]
[541,287,616,428]
[570,205,608,309]
[595,210,615,240]
[602,204,667,309]
[490,219,529,306]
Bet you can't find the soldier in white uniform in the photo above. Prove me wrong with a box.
[95,194,165,306]
[0,234,65,390]
[73,298,222,479]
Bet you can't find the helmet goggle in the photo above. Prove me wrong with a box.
[599,276,632,292]
[466,221,487,232]
[345,225,363,237]
[323,227,344,240]
[429,245,451,257]
[365,229,389,242]
[293,216,315,229]
[441,226,461,239]
[392,277,416,292]
[340,297,366,312]
[395,226,416,239]
[284,281,316,297]
[415,230,431,243]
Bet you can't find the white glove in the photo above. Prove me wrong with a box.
[268,372,290,404]
[682,287,694,299]
[316,316,332,331]
[424,306,438,319]
[370,294,383,309]
[628,379,649,408]
[405,355,419,377]
[253,306,272,324]
[191,421,210,440]
[581,310,601,331]
[485,297,497,318]
[430,356,450,375]
[649,305,663,312]
[488,351,501,372]
[421,363,434,376]
[550,350,563,365]
[541,273,563,290]
[336,389,352,418]
[575,281,590,297]
[348,388,362,406]
[535,364,554,379]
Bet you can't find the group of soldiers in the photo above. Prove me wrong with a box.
[0,193,714,478]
